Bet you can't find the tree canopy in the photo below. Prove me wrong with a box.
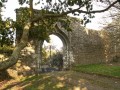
[0,18,14,47]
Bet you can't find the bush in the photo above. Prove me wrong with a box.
[0,46,14,55]
[50,52,63,70]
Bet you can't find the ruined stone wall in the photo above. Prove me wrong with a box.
[101,30,120,63]
[69,20,106,65]
[15,8,107,67]
[16,19,106,67]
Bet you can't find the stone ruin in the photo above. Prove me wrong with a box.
[14,8,120,75]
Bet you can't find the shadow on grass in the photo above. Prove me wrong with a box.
[0,70,13,81]
[3,71,88,90]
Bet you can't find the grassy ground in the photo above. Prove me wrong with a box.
[73,63,120,78]
[1,71,120,90]
[1,72,81,90]
[1,63,120,90]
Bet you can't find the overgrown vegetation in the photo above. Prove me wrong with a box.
[0,46,14,54]
[73,64,120,78]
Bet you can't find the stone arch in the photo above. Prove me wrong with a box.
[53,29,70,49]
[16,8,106,70]
[50,28,71,69]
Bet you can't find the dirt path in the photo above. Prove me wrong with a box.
[50,71,120,90]
[69,72,120,90]
[1,71,120,90]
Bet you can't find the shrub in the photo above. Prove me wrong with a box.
[0,46,14,55]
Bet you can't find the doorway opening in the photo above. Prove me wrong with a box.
[42,34,64,71]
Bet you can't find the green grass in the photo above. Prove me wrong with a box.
[0,46,14,55]
[3,73,69,90]
[73,64,120,78]
[1,64,120,90]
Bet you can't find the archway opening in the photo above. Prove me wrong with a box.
[43,34,63,52]
[42,34,64,70]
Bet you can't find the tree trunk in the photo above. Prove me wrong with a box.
[0,22,31,71]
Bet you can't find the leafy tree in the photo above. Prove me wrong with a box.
[0,0,119,71]
[0,18,14,47]
[0,0,14,52]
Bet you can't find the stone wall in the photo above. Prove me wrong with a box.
[68,20,105,65]
[15,8,107,68]
[101,30,120,63]
[16,18,106,68]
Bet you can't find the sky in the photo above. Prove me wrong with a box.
[1,0,113,50]
[43,35,63,51]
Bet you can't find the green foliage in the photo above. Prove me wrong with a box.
[0,45,14,55]
[0,0,7,7]
[44,0,95,25]
[50,52,63,70]
[16,7,72,41]
[16,7,30,26]
[0,17,14,47]
[18,0,29,5]
[30,24,50,41]
[16,8,53,41]
[59,17,72,31]
[73,64,120,78]
[0,29,14,47]
[42,48,48,63]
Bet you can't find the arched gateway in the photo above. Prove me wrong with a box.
[16,8,106,72]
[50,25,73,69]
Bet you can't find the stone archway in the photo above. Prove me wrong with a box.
[42,28,73,70]
[16,8,107,73]
[52,28,71,69]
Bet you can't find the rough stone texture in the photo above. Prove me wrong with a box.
[58,19,106,65]
[101,30,120,63]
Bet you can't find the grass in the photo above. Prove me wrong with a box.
[2,73,69,90]
[73,64,120,78]
[1,63,120,90]
[1,66,120,90]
